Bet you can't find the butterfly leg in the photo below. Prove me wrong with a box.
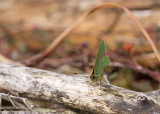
[104,74,110,85]
[98,82,101,88]
[88,82,92,92]
[93,82,96,87]
[88,81,95,92]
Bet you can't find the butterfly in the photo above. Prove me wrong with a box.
[89,40,110,84]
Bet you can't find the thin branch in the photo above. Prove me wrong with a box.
[1,93,33,110]
[0,106,28,110]
[24,3,160,65]
[2,97,26,109]
[39,53,160,81]
[107,52,160,81]
[8,94,19,109]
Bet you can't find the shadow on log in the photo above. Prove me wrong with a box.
[0,63,160,113]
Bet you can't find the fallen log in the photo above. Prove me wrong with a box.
[0,63,160,113]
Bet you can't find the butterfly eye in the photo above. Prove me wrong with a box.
[90,75,95,80]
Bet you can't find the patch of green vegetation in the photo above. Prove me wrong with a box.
[108,72,117,80]
[109,68,133,90]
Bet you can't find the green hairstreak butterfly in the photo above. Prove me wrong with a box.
[89,40,110,83]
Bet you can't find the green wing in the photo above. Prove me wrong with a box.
[94,40,109,76]
[96,56,110,75]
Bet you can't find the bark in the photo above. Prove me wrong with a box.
[0,63,160,113]
[0,108,76,114]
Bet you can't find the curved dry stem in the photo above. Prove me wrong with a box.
[0,54,24,66]
[24,3,160,65]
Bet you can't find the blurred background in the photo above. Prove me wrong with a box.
[0,0,160,92]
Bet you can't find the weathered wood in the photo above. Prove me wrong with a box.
[0,63,160,113]
[0,108,76,114]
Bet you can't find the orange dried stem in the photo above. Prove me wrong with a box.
[26,3,160,64]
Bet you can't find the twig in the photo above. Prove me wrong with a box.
[39,52,160,81]
[24,3,160,65]
[39,54,84,68]
[107,52,160,81]
[1,93,33,110]
[8,94,19,109]
[0,106,27,110]
[22,98,30,109]
[2,97,26,109]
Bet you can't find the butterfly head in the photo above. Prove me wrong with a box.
[90,75,96,81]
[89,69,96,81]
[89,74,104,83]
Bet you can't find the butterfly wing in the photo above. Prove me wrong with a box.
[94,40,106,76]
[96,56,110,75]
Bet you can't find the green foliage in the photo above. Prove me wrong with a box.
[109,72,118,80]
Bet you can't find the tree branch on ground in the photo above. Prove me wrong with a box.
[0,63,160,113]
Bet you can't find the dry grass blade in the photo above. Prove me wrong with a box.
[0,54,24,66]
[24,3,160,65]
